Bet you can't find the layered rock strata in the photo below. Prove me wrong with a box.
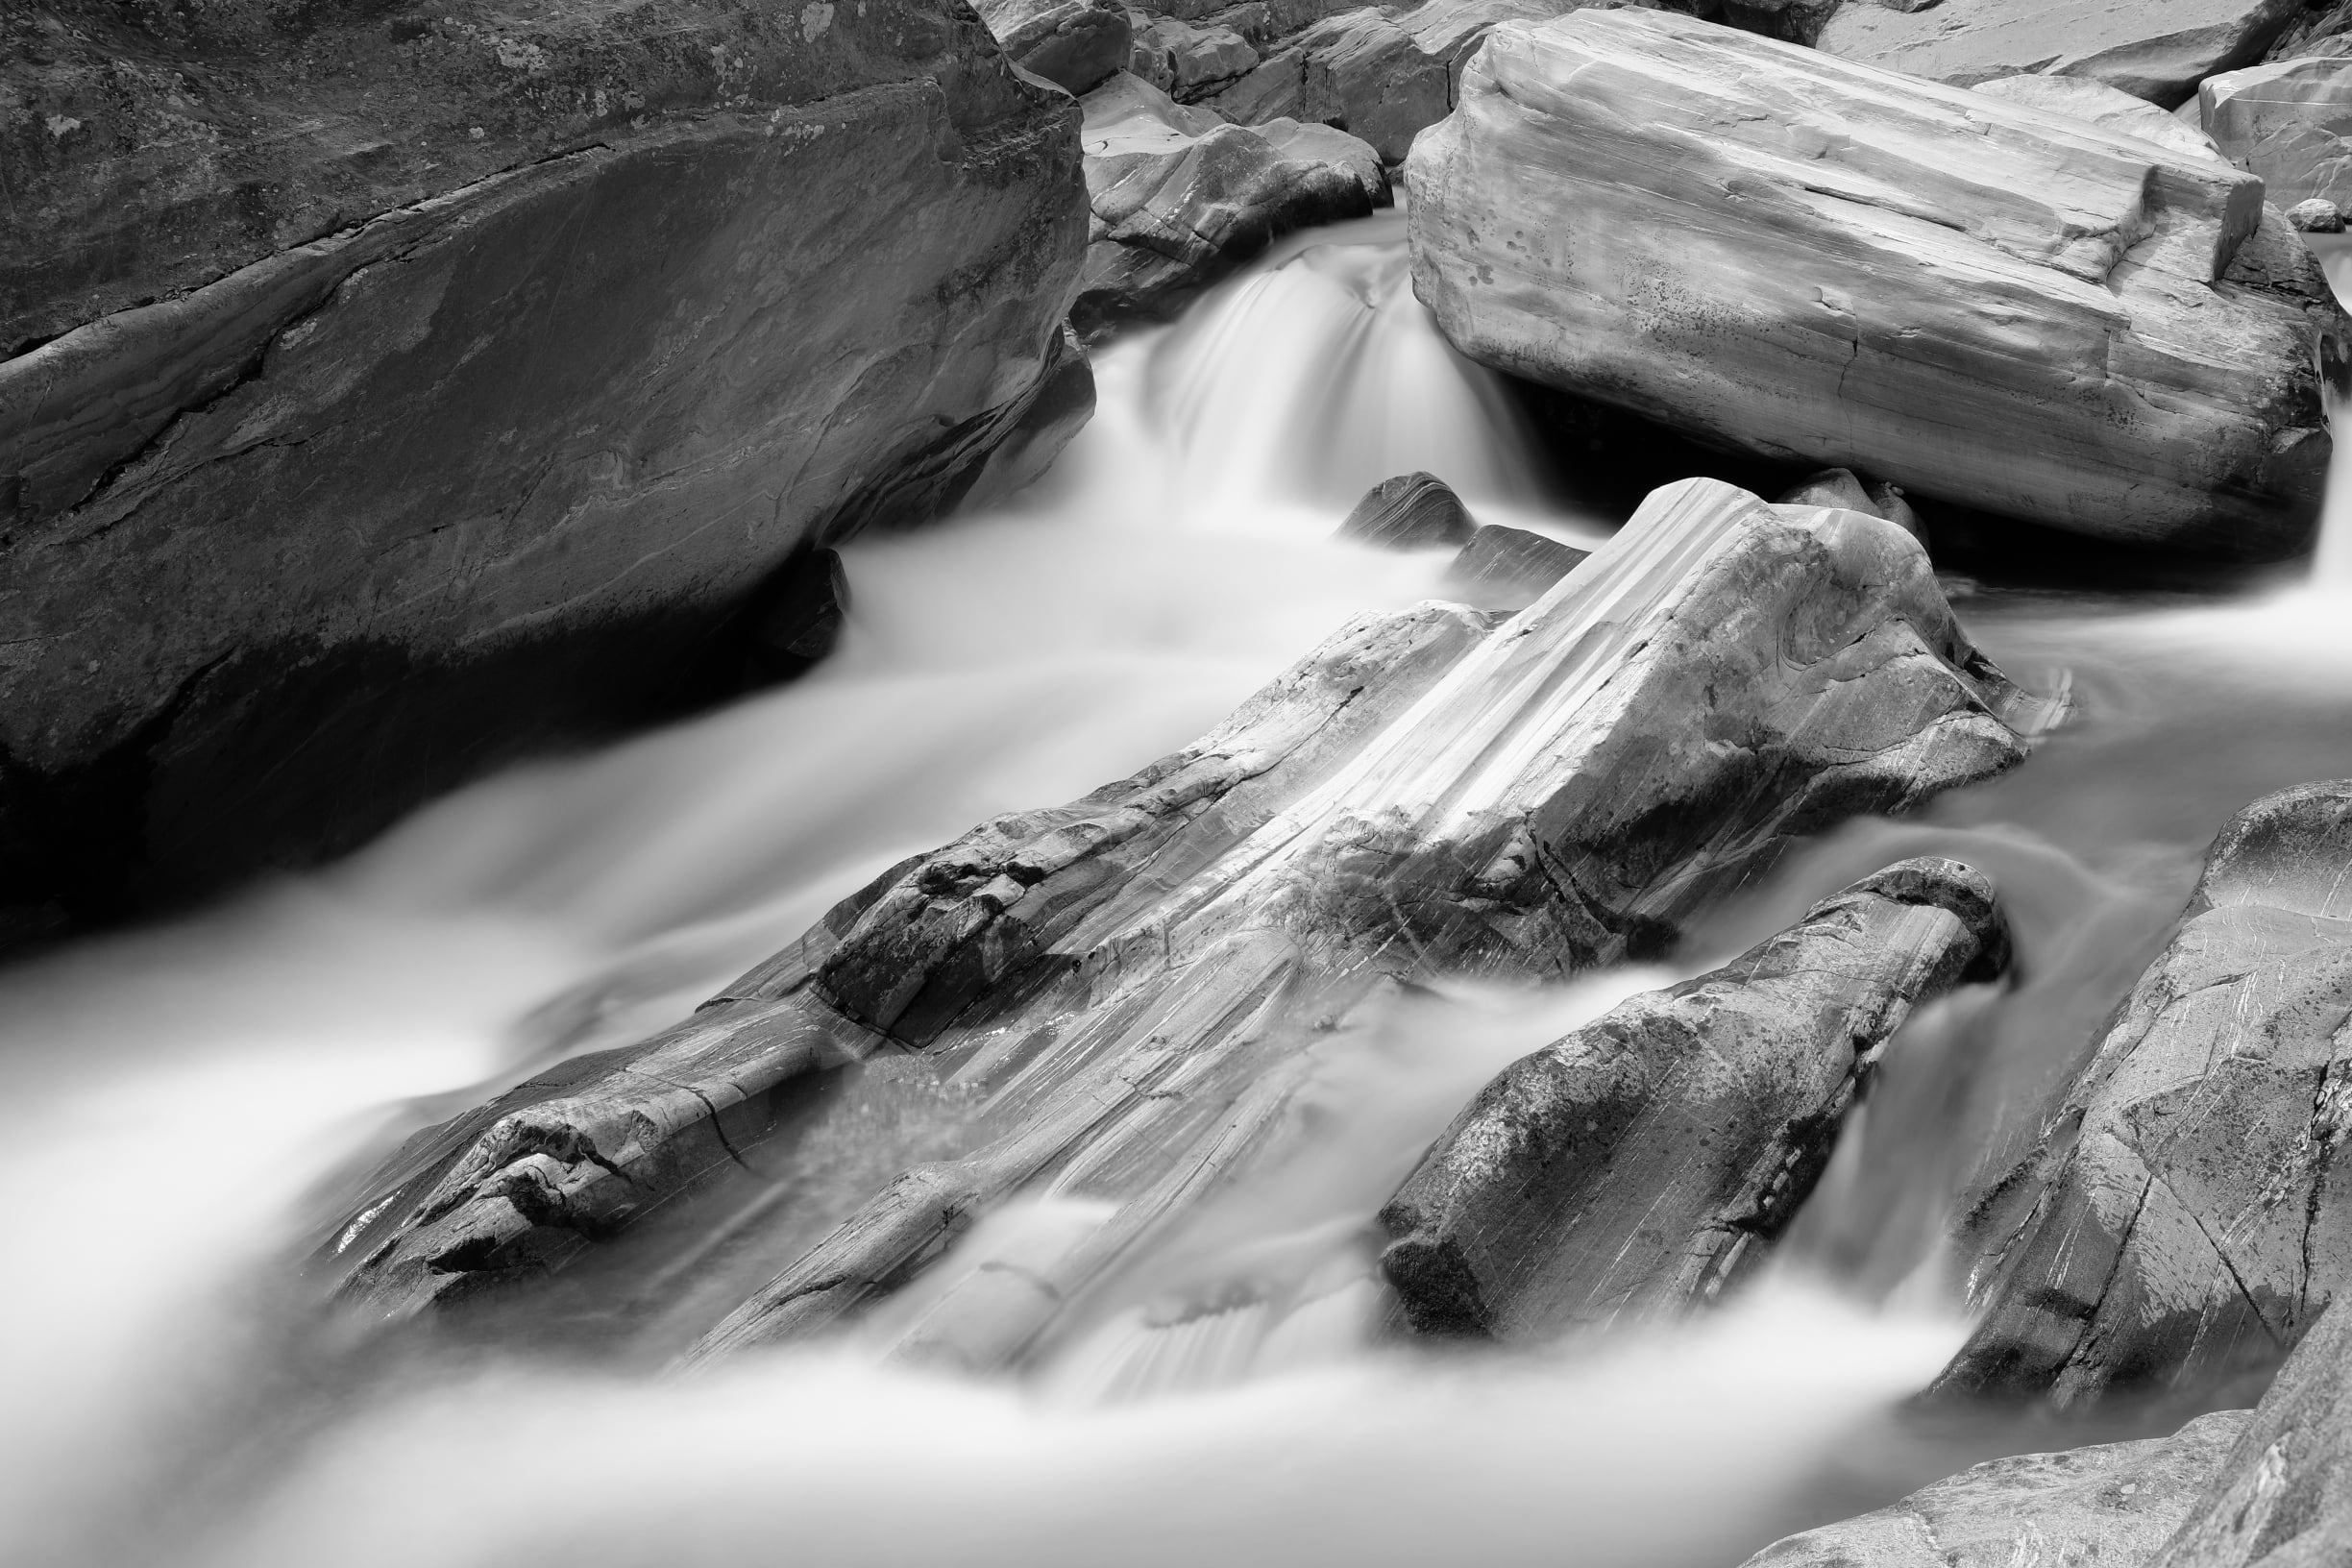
[1336,472,1477,550]
[0,0,1090,929]
[1407,9,2343,558]
[1380,857,2009,1340]
[318,478,2061,1351]
[1939,782,2352,1410]
[1439,525,1589,609]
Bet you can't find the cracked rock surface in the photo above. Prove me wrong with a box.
[1940,781,2352,1411]
[0,0,1088,932]
[1407,8,2344,557]
[317,477,2060,1359]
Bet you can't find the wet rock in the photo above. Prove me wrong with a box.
[1439,525,1590,609]
[1074,72,1385,331]
[2196,58,2352,209]
[1776,469,1928,547]
[1381,858,2010,1341]
[2292,196,2348,230]
[1335,472,1477,550]
[1939,781,2352,1410]
[977,0,1136,94]
[1128,12,1261,99]
[316,476,2062,1349]
[0,0,1090,928]
[2155,1299,2352,1568]
[1409,10,2343,559]
[1973,73,2230,161]
[1740,1409,2253,1568]
[1816,0,2302,107]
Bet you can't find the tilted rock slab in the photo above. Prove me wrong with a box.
[0,0,1089,928]
[1407,9,2343,558]
[1973,73,2230,161]
[1380,858,2009,1340]
[1816,0,2300,107]
[319,478,2060,1357]
[1740,1409,2253,1568]
[1939,782,2352,1410]
[2197,58,2352,209]
[975,0,1135,95]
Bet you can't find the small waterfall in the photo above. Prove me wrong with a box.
[2310,237,2352,578]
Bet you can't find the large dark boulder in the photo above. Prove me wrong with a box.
[0,0,1089,934]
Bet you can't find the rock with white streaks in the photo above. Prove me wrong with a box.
[1379,857,2010,1340]
[318,478,2061,1360]
[1938,781,2352,1410]
[1408,9,2343,559]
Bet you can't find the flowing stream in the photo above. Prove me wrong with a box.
[9,210,2352,1567]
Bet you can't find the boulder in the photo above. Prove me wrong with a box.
[2154,1301,2352,1568]
[1816,0,2302,108]
[1938,782,2352,1411]
[1380,857,2010,1341]
[1335,472,1477,549]
[1740,1410,2253,1568]
[2197,58,2352,209]
[1407,9,2343,559]
[2292,196,2349,230]
[976,0,1136,94]
[1439,524,1590,608]
[315,478,2061,1351]
[1776,469,1927,546]
[1973,73,2229,160]
[0,0,1089,929]
[1208,8,1456,163]
[1128,12,1261,99]
[1074,73,1385,331]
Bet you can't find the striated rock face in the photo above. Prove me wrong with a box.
[2197,58,2352,209]
[1440,524,1588,609]
[1741,1410,2253,1568]
[1336,472,1476,550]
[315,478,2059,1349]
[1407,9,2343,559]
[1207,7,1458,162]
[1939,782,2352,1411]
[1817,0,2302,107]
[1380,858,2009,1341]
[0,0,1089,930]
[1073,72,1384,331]
[975,0,1135,94]
[1973,73,2230,160]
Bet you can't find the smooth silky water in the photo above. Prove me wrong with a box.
[10,209,2352,1567]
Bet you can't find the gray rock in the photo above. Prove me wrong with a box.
[1380,857,2011,1341]
[0,0,1089,924]
[1817,0,2302,107]
[1336,472,1477,549]
[1742,1410,2254,1568]
[1440,524,1590,608]
[1407,9,2344,559]
[1973,73,2230,160]
[1128,12,1261,99]
[978,0,1136,93]
[317,478,2061,1349]
[1939,782,2352,1410]
[1074,73,1385,331]
[1776,468,1928,547]
[2197,59,2352,209]
[1208,8,1455,163]
[2292,196,2348,230]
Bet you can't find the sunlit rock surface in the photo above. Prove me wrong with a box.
[0,0,1089,928]
[1074,72,1384,331]
[1407,9,2343,558]
[1380,857,2009,1341]
[1940,781,2352,1410]
[1440,524,1589,609]
[317,478,2062,1357]
[1816,0,2300,105]
[1973,72,2229,160]
[2198,57,2352,208]
[975,0,1134,93]
[1742,1410,2252,1568]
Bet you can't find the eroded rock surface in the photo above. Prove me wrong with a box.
[976,0,1135,93]
[1940,782,2352,1410]
[1409,9,2341,558]
[1074,72,1384,330]
[2198,58,2352,208]
[1336,472,1477,550]
[317,477,2060,1358]
[1974,73,2229,160]
[1742,1410,2253,1568]
[1380,857,2010,1341]
[0,0,1089,930]
[1440,524,1589,609]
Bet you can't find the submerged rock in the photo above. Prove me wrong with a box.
[318,477,2061,1354]
[1816,0,2301,106]
[2197,58,2352,209]
[1074,73,1385,331]
[1335,472,1477,550]
[0,0,1089,928]
[976,0,1135,94]
[1741,1410,2253,1568]
[1381,857,2010,1341]
[1940,782,2352,1410]
[1408,9,2343,559]
[1439,525,1589,608]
